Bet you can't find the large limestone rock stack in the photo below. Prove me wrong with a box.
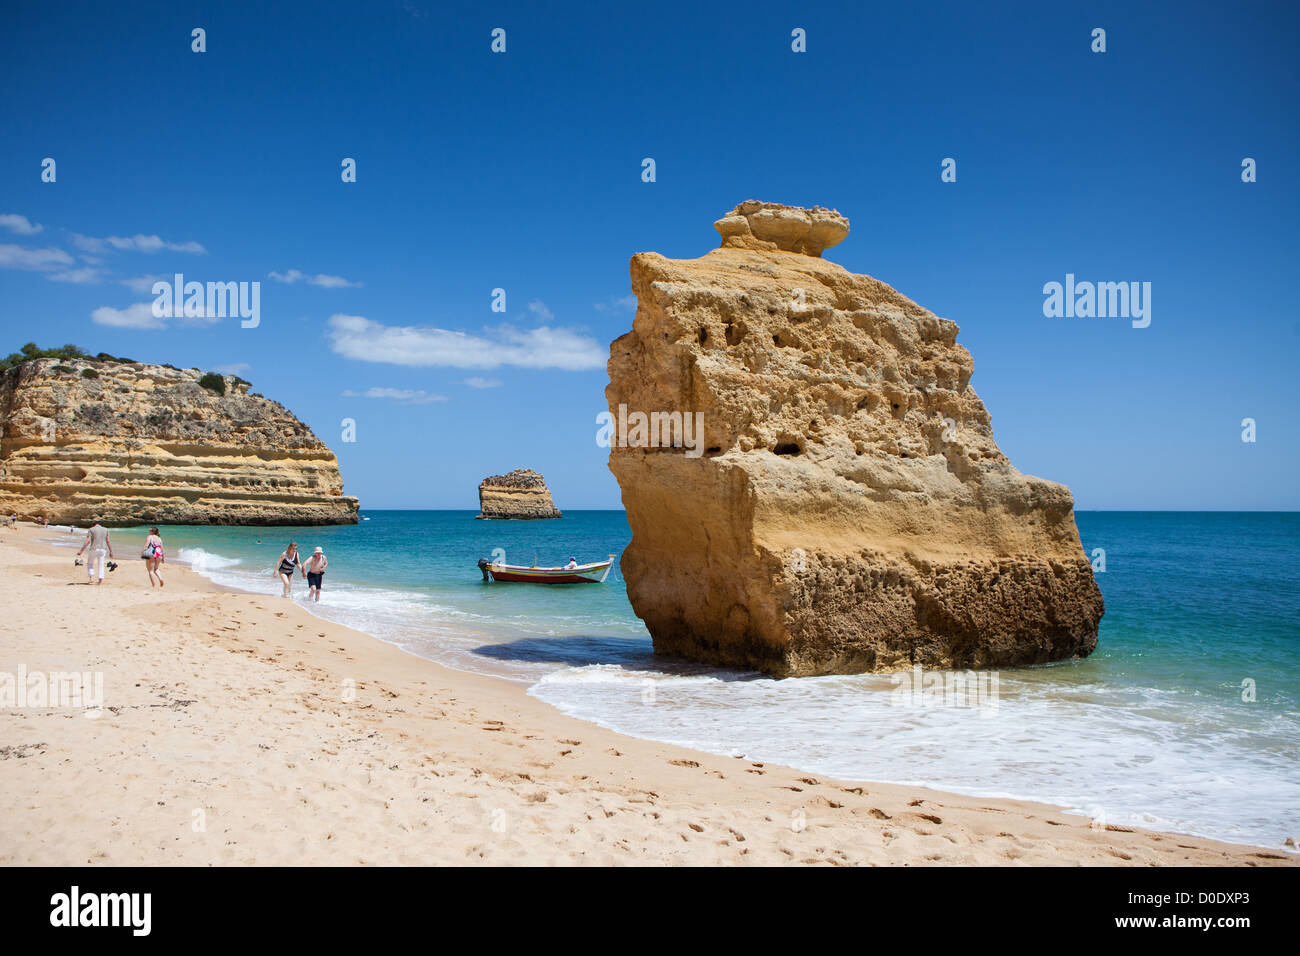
[605,200,1103,677]
[0,358,359,525]
[476,468,562,519]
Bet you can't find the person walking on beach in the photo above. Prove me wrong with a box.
[276,541,303,597]
[77,520,114,585]
[142,526,165,588]
[305,546,328,602]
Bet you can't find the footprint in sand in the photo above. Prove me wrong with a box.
[668,759,699,768]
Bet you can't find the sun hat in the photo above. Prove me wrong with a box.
[313,547,323,554]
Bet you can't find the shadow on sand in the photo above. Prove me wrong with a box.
[471,634,767,682]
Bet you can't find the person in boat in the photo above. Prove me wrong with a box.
[565,556,578,569]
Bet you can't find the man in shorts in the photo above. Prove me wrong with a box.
[305,547,328,602]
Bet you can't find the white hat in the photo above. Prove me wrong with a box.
[313,547,323,554]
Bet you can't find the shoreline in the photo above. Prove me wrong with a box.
[0,522,1291,865]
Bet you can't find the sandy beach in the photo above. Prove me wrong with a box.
[0,523,1291,867]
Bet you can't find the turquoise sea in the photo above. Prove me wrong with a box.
[46,511,1299,849]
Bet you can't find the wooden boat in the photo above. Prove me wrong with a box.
[477,555,615,584]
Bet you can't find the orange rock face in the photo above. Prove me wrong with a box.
[476,469,562,519]
[0,359,358,526]
[605,202,1103,677]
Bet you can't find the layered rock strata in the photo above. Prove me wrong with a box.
[0,358,359,525]
[476,469,562,519]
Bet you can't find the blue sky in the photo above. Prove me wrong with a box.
[1,0,1296,510]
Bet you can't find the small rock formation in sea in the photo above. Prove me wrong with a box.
[0,356,358,525]
[476,469,562,519]
[605,200,1104,677]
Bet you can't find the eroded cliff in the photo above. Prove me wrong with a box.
[0,357,359,525]
[477,469,561,519]
[605,201,1103,677]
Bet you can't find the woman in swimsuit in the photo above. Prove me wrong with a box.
[142,526,165,588]
[276,541,303,598]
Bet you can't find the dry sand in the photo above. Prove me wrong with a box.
[0,522,1291,866]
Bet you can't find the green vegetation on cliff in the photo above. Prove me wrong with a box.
[0,343,134,373]
[1,343,250,392]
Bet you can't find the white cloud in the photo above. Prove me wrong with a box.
[213,362,251,376]
[46,267,105,284]
[119,274,168,294]
[269,269,360,288]
[341,387,448,405]
[326,314,605,371]
[461,376,503,389]
[593,294,637,315]
[0,214,43,236]
[0,244,74,271]
[527,299,555,322]
[73,233,206,255]
[91,302,165,330]
[90,297,225,330]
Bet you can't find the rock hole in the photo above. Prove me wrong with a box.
[725,322,743,346]
[697,327,708,345]
[773,442,800,456]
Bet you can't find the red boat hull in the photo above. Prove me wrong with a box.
[488,569,601,584]
[481,557,614,584]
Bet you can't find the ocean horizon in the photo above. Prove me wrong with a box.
[42,508,1299,850]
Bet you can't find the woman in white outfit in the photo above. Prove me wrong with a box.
[76,521,114,585]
